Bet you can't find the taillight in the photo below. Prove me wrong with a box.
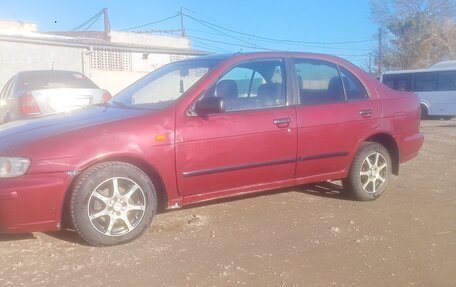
[102,90,111,102]
[19,93,41,115]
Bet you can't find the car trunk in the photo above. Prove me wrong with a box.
[30,88,104,114]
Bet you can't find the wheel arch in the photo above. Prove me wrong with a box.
[61,155,168,228]
[420,102,429,119]
[365,133,400,175]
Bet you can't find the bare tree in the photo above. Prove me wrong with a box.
[370,0,456,71]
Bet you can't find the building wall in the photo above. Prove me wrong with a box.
[0,38,197,94]
[90,70,147,95]
[0,41,86,88]
[89,52,194,94]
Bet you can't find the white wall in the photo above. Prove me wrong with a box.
[0,41,86,88]
[111,31,190,49]
[89,70,148,95]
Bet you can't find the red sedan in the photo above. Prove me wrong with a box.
[0,52,423,246]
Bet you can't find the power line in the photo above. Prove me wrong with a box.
[83,12,103,31]
[191,39,232,53]
[121,14,180,31]
[183,12,373,46]
[187,35,275,51]
[188,34,370,58]
[184,13,269,50]
[71,9,104,31]
[186,28,371,52]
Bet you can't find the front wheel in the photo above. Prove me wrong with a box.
[343,142,392,201]
[70,162,157,246]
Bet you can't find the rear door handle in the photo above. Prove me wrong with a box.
[359,109,373,118]
[273,117,291,128]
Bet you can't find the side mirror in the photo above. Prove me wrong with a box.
[195,97,224,116]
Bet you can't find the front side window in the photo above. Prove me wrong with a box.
[295,59,344,105]
[114,59,221,109]
[203,60,286,112]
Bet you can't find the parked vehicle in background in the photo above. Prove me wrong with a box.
[0,70,111,123]
[382,63,456,119]
[0,52,423,246]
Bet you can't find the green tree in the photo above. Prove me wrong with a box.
[370,0,456,71]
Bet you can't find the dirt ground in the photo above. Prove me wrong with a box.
[1,119,455,287]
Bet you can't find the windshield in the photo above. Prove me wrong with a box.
[19,71,98,91]
[112,59,221,109]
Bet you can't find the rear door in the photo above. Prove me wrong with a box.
[175,58,298,197]
[293,58,381,179]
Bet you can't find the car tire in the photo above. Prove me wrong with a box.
[70,161,157,246]
[343,142,392,201]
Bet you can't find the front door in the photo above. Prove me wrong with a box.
[175,59,297,197]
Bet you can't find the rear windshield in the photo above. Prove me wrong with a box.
[17,71,98,91]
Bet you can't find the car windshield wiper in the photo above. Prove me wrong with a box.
[110,101,131,109]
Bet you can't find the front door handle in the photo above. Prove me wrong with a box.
[273,117,291,128]
[359,109,373,118]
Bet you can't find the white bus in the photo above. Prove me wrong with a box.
[382,62,456,119]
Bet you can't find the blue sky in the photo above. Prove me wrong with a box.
[0,0,378,68]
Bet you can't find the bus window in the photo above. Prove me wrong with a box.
[437,71,456,91]
[382,74,411,91]
[414,72,438,91]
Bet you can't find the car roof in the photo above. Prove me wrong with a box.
[191,51,353,67]
[194,51,341,59]
[16,70,85,78]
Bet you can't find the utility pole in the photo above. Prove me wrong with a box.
[180,7,185,37]
[103,8,111,41]
[369,53,372,74]
[378,28,383,75]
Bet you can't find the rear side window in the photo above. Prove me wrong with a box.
[17,72,98,92]
[339,67,368,100]
[294,59,344,105]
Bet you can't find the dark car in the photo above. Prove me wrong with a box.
[0,70,111,123]
[0,52,423,246]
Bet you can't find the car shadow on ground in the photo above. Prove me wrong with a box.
[0,233,36,242]
[44,230,91,246]
[0,182,354,245]
[435,124,456,128]
[163,181,354,214]
[296,181,353,200]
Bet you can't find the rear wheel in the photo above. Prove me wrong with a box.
[70,162,157,246]
[343,142,392,201]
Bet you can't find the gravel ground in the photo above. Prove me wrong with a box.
[1,119,455,287]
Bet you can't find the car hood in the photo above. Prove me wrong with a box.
[0,105,151,154]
